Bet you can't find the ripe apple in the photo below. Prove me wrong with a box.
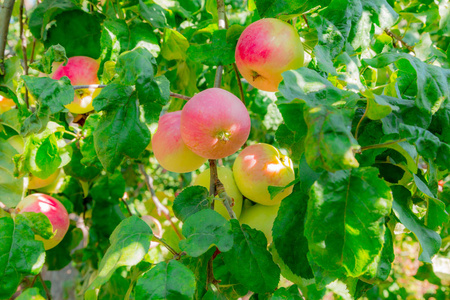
[0,95,16,113]
[51,56,100,114]
[235,18,304,92]
[233,143,294,206]
[180,88,250,159]
[15,193,70,250]
[152,111,207,173]
[28,169,61,190]
[239,203,279,244]
[193,166,243,219]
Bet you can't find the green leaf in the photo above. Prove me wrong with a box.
[304,105,360,172]
[0,139,23,207]
[305,167,393,277]
[222,220,280,294]
[273,189,313,279]
[16,287,45,300]
[63,142,101,181]
[140,75,171,123]
[116,47,156,86]
[161,29,189,61]
[173,186,211,222]
[135,260,196,300]
[22,76,74,114]
[93,84,150,172]
[360,228,394,283]
[46,226,83,271]
[213,253,249,299]
[187,30,236,66]
[18,212,54,240]
[278,68,360,108]
[181,248,215,300]
[87,216,153,290]
[44,10,102,59]
[28,0,79,40]
[271,285,303,300]
[0,216,46,299]
[391,185,441,263]
[179,209,233,257]
[255,0,331,18]
[139,0,169,29]
[364,53,450,114]
[29,44,68,74]
[90,170,126,204]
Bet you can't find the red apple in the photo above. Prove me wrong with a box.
[152,111,207,173]
[15,193,70,250]
[52,56,100,114]
[180,88,250,159]
[233,143,295,206]
[235,18,304,92]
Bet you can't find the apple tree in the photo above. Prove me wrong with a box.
[1,0,450,299]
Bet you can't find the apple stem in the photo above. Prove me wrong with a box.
[138,164,183,240]
[232,63,246,105]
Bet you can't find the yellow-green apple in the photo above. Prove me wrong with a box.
[239,203,279,244]
[0,95,16,113]
[180,88,250,159]
[235,18,304,92]
[15,193,70,250]
[193,166,243,219]
[152,111,207,173]
[28,169,61,190]
[51,56,101,114]
[233,143,294,206]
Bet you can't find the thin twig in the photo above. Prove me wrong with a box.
[29,38,37,64]
[170,92,191,101]
[138,164,183,240]
[0,0,16,75]
[153,236,181,258]
[39,273,52,300]
[302,15,309,28]
[30,275,38,288]
[384,29,414,53]
[355,108,367,140]
[121,198,133,217]
[19,0,29,108]
[73,84,106,90]
[216,182,237,219]
[232,63,245,105]
[209,159,217,209]
[359,139,408,152]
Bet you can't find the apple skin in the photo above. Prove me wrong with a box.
[152,111,207,173]
[239,203,279,244]
[233,143,295,206]
[193,166,243,220]
[0,95,16,113]
[28,169,61,190]
[180,88,251,159]
[16,193,70,250]
[52,56,100,114]
[235,18,304,92]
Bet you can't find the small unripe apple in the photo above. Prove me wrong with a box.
[52,56,100,114]
[180,88,250,159]
[0,95,16,113]
[193,166,243,219]
[152,111,207,173]
[233,143,294,206]
[28,169,61,190]
[239,203,279,244]
[235,18,304,92]
[15,193,70,250]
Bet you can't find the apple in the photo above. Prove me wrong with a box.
[15,193,70,250]
[51,56,101,114]
[0,95,16,113]
[233,143,294,206]
[239,203,279,244]
[193,166,243,219]
[180,88,251,159]
[28,169,61,190]
[152,111,207,173]
[235,18,304,92]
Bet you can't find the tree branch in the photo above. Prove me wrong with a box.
[138,164,183,240]
[0,0,16,75]
[384,29,414,53]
